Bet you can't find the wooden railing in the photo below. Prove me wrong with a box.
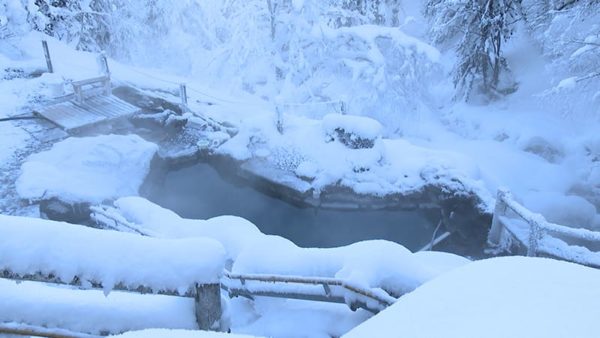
[222,271,396,314]
[71,75,111,103]
[488,189,600,267]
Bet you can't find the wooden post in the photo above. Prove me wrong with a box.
[488,189,509,247]
[527,221,540,257]
[42,40,53,73]
[74,84,83,103]
[194,283,222,331]
[97,53,111,96]
[97,52,110,75]
[340,101,347,115]
[179,83,188,112]
[276,106,283,134]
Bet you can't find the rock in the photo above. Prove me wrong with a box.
[39,197,91,224]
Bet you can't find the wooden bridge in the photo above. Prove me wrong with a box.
[487,189,600,268]
[33,42,140,132]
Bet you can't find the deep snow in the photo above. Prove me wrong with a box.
[344,256,600,338]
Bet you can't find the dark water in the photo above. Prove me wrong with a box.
[146,163,439,251]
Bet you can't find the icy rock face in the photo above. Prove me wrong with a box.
[16,134,158,204]
[323,114,383,149]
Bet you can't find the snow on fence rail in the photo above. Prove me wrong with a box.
[487,189,600,268]
[0,215,226,331]
[222,271,396,314]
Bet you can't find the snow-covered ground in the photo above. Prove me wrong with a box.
[344,256,600,338]
[1,1,599,337]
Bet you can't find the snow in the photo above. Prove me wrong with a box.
[0,214,226,292]
[0,279,198,335]
[16,134,158,203]
[344,257,600,338]
[1,2,599,337]
[322,113,383,141]
[114,329,259,338]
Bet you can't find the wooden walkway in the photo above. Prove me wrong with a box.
[34,74,139,132]
[35,95,139,131]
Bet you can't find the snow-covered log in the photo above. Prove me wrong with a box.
[0,215,226,330]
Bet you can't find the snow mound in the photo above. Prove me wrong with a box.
[322,114,383,144]
[16,134,158,203]
[0,214,226,293]
[344,257,600,338]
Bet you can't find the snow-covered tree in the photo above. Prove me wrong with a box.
[425,0,521,102]
[521,0,600,117]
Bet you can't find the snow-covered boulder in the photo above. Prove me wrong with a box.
[16,134,158,204]
[323,114,383,149]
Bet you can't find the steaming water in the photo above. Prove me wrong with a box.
[146,162,438,250]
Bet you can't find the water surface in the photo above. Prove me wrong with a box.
[146,162,438,251]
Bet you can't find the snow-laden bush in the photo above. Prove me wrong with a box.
[521,0,600,119]
[17,0,441,133]
[0,0,30,39]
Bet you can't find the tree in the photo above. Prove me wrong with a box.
[426,0,521,101]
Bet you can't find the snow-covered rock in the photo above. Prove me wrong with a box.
[16,134,158,204]
[322,113,383,149]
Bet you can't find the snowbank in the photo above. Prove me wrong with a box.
[98,197,470,296]
[344,257,600,338]
[0,280,197,335]
[113,329,259,337]
[0,214,226,292]
[16,134,158,203]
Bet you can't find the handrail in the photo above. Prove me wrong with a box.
[498,191,600,243]
[489,189,600,262]
[222,270,397,313]
[71,75,109,87]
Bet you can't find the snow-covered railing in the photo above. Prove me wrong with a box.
[0,215,226,331]
[487,189,600,267]
[71,75,111,103]
[222,271,397,314]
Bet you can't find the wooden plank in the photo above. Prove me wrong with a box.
[35,102,106,131]
[0,322,101,338]
[71,76,109,87]
[35,94,140,131]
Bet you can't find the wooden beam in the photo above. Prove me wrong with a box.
[179,83,188,112]
[42,40,53,73]
[488,189,509,247]
[0,323,101,338]
[194,283,222,331]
